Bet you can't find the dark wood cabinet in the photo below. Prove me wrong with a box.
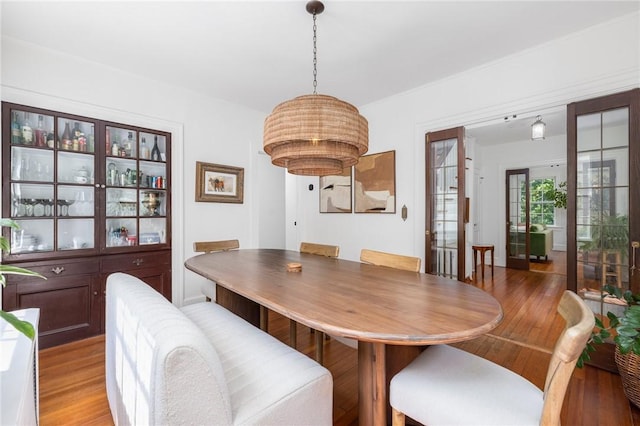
[2,102,172,348]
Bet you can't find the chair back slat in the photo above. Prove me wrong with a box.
[540,290,595,425]
[300,242,339,258]
[194,239,240,253]
[360,249,421,272]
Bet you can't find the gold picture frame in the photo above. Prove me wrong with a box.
[195,161,244,203]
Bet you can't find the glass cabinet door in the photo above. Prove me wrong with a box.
[104,127,168,249]
[5,105,97,256]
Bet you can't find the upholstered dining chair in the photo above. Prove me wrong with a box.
[294,242,340,364]
[332,249,422,351]
[389,290,594,426]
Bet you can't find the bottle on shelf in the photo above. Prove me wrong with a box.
[11,111,22,144]
[106,128,111,153]
[151,136,161,161]
[72,122,81,151]
[125,131,134,157]
[35,115,46,147]
[61,121,72,150]
[89,125,95,153]
[140,137,150,160]
[111,136,120,157]
[21,113,34,145]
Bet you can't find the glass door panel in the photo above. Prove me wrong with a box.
[425,127,465,280]
[12,147,53,182]
[506,169,530,270]
[12,219,53,253]
[58,219,94,251]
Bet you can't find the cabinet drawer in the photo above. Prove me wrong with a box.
[6,259,100,283]
[101,250,171,274]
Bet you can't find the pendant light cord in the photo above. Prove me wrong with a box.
[312,11,318,94]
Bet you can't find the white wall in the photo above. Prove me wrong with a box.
[291,11,640,276]
[1,37,286,305]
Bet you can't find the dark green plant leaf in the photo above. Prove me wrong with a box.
[0,310,35,340]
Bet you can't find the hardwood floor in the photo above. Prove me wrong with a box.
[39,263,638,425]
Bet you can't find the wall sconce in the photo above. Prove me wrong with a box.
[531,115,546,140]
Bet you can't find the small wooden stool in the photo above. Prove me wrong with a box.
[472,244,494,280]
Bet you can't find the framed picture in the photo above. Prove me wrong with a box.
[320,167,352,213]
[195,161,244,203]
[354,150,396,213]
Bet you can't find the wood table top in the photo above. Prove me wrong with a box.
[185,249,503,345]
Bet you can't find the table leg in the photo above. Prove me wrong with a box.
[315,331,324,365]
[358,341,386,426]
[289,321,297,348]
[259,306,268,332]
[473,248,478,280]
[481,249,485,280]
[491,248,494,277]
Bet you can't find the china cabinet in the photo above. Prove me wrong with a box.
[1,102,171,348]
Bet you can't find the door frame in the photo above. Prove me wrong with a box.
[425,127,466,281]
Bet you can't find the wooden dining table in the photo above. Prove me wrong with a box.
[185,249,503,426]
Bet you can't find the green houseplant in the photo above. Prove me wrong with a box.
[0,219,45,339]
[579,284,640,408]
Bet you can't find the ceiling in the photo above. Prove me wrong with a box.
[2,1,638,118]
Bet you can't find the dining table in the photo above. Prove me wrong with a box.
[185,248,503,426]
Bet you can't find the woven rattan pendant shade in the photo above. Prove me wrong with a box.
[264,94,368,176]
[262,1,368,176]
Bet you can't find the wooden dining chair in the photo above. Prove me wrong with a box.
[332,249,422,351]
[389,290,594,426]
[291,242,340,364]
[193,239,269,332]
[360,248,421,272]
[300,241,340,258]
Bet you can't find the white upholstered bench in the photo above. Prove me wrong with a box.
[106,272,332,425]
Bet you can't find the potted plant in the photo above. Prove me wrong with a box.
[579,284,640,408]
[0,219,45,339]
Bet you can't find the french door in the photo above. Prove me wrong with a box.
[506,169,530,270]
[425,127,465,281]
[567,89,639,371]
[568,89,640,296]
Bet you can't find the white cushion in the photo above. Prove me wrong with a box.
[182,302,333,425]
[390,345,543,425]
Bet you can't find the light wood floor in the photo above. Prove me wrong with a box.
[39,261,639,425]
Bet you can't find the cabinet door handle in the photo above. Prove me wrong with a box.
[133,258,144,266]
[93,291,98,296]
[51,266,65,275]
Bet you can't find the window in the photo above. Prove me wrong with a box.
[525,178,556,226]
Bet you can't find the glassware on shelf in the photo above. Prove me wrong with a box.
[141,192,162,216]
[57,199,75,216]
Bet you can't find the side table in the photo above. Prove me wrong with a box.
[472,244,494,280]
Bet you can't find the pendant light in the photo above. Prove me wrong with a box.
[531,115,546,140]
[263,1,369,176]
